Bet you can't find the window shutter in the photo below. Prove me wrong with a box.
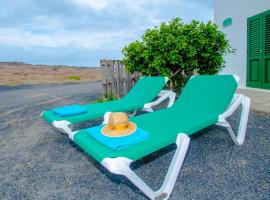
[265,14,270,56]
[249,18,261,57]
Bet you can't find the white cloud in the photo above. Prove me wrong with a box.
[72,0,107,11]
[27,15,65,31]
[0,28,134,50]
[0,0,213,66]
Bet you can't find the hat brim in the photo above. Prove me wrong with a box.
[101,122,137,137]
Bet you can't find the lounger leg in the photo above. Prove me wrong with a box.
[216,94,251,145]
[101,133,190,200]
[52,120,77,140]
[128,110,138,117]
[143,90,176,113]
[166,91,176,108]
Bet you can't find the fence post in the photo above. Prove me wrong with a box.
[100,59,114,97]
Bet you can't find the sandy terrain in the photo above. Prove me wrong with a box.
[0,62,101,86]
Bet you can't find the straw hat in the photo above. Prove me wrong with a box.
[101,112,137,137]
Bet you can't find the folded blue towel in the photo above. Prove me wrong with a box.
[52,104,87,117]
[87,125,149,150]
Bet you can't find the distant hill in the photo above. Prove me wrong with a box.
[0,62,101,86]
[0,62,98,68]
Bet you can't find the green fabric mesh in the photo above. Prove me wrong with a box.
[42,76,166,124]
[73,75,237,163]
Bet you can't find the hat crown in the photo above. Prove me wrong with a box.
[102,112,137,137]
[108,112,129,126]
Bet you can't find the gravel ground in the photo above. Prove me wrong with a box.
[0,82,270,200]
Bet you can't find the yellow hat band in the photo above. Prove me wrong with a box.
[108,124,129,131]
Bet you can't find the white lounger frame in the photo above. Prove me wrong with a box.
[49,75,251,200]
[128,90,176,117]
[101,133,190,200]
[216,93,251,145]
[51,89,176,136]
[142,90,176,113]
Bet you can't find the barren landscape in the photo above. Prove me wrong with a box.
[0,62,101,86]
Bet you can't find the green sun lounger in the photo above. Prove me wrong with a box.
[44,75,250,199]
[41,76,176,131]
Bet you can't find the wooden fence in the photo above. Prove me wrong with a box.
[100,59,141,97]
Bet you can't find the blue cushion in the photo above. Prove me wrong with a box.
[87,125,149,150]
[52,105,87,117]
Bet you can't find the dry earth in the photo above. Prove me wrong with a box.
[0,62,101,86]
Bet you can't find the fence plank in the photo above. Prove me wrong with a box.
[100,59,141,98]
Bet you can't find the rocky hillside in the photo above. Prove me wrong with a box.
[0,62,101,86]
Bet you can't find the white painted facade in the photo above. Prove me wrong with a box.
[214,0,270,87]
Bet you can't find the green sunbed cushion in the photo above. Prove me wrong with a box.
[87,126,149,150]
[74,75,238,163]
[42,76,166,124]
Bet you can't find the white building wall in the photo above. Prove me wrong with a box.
[214,0,270,87]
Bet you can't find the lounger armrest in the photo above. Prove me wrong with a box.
[143,90,176,112]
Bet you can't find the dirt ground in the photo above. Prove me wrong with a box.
[0,62,101,86]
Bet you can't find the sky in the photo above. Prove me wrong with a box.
[0,0,213,67]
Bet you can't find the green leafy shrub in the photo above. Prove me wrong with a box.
[105,92,117,101]
[94,92,117,103]
[122,18,234,90]
[68,75,81,81]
